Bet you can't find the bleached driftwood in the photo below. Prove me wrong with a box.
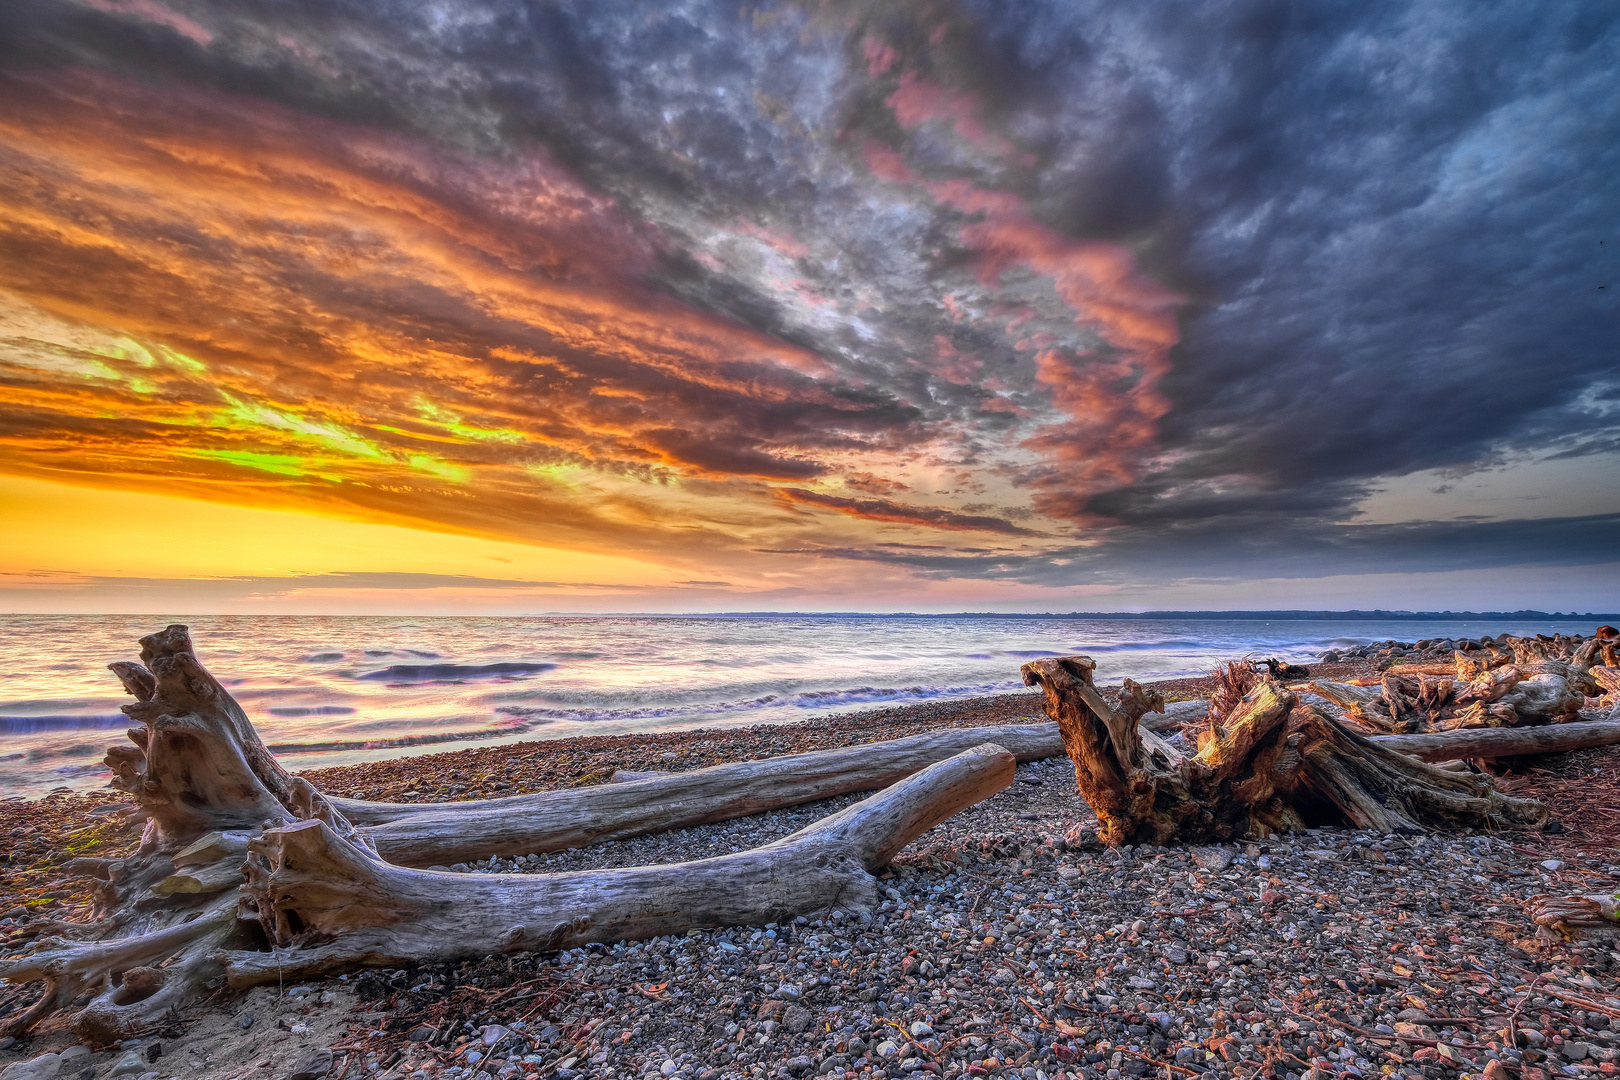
[223,741,1014,984]
[1022,655,1548,846]
[340,725,1062,865]
[0,626,1014,1042]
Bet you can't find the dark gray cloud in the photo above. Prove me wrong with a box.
[2,0,1615,587]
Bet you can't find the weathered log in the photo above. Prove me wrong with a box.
[335,725,1064,866]
[1,626,1022,1042]
[222,742,1014,984]
[1373,718,1620,761]
[1528,893,1619,939]
[1022,655,1547,846]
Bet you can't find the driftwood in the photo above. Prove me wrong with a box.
[338,725,1061,866]
[222,741,1012,984]
[1021,655,1548,846]
[1310,655,1599,735]
[0,627,1014,1042]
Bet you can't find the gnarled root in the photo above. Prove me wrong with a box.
[1023,655,1548,846]
[0,904,233,1043]
[1527,893,1619,939]
[222,742,1015,985]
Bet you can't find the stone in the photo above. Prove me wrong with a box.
[409,1027,435,1042]
[1541,860,1566,872]
[1192,847,1235,872]
[0,1053,61,1080]
[54,1050,87,1065]
[875,1041,900,1059]
[783,1006,812,1034]
[1566,1045,1590,1062]
[285,1048,333,1080]
[1485,1060,1512,1080]
[108,1052,146,1078]
[1396,1008,1430,1022]
[910,1022,933,1038]
[238,1012,255,1029]
[482,1026,512,1047]
[660,1059,679,1076]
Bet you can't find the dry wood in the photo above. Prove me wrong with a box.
[337,725,1063,865]
[1022,655,1548,846]
[1372,718,1620,761]
[1,626,1022,1043]
[222,740,1015,984]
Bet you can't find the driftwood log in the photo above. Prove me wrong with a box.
[0,627,1014,1043]
[1309,629,1614,735]
[1021,655,1549,846]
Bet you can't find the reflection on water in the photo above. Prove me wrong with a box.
[0,613,1598,798]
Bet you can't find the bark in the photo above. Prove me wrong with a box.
[1528,894,1619,939]
[1021,655,1547,846]
[221,741,1014,985]
[335,725,1063,866]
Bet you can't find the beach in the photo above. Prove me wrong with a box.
[5,654,1619,1080]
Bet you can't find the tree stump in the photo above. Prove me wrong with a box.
[1021,655,1547,846]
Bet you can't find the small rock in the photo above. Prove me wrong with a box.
[285,1048,333,1080]
[909,1022,933,1038]
[1484,1060,1512,1080]
[1192,847,1234,871]
[1305,849,1337,861]
[0,1053,61,1080]
[874,1041,900,1060]
[55,1050,88,1064]
[783,1006,812,1034]
[0,1037,13,1051]
[1566,1044,1590,1061]
[108,1053,147,1078]
[481,1026,512,1047]
[1541,860,1565,872]
[408,1027,435,1042]
[660,1059,679,1077]
[772,983,802,1000]
[285,985,313,999]
[238,1012,254,1029]
[1396,1008,1430,1023]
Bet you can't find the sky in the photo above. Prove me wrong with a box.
[0,0,1616,614]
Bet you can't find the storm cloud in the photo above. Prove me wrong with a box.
[0,0,1615,596]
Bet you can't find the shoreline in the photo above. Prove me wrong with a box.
[6,657,1620,1080]
[298,661,1377,803]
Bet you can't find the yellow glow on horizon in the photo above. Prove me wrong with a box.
[0,473,677,585]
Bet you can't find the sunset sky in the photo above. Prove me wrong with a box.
[1,0,1616,613]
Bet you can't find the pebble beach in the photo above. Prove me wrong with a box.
[3,658,1618,1080]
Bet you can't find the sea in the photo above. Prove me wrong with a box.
[0,613,1605,799]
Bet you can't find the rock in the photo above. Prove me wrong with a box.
[783,1006,812,1034]
[909,1022,933,1038]
[107,1052,150,1078]
[1485,1060,1512,1080]
[1162,945,1188,964]
[408,1027,435,1042]
[0,1054,61,1080]
[1396,1008,1430,1023]
[285,985,313,999]
[1541,860,1566,872]
[1566,1044,1590,1061]
[481,1026,512,1047]
[1192,847,1235,871]
[284,1048,333,1080]
[238,1012,254,1029]
[772,983,802,1000]
[660,1059,678,1076]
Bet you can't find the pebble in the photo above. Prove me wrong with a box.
[0,1054,60,1080]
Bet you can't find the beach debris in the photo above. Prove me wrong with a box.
[0,625,1019,1042]
[1022,654,1548,846]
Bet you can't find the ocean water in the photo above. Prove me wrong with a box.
[0,613,1602,798]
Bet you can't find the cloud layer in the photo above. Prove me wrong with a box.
[0,0,1616,600]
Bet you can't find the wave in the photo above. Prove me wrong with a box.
[496,679,1028,725]
[353,661,557,682]
[0,714,128,734]
[265,705,357,717]
[267,720,547,755]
